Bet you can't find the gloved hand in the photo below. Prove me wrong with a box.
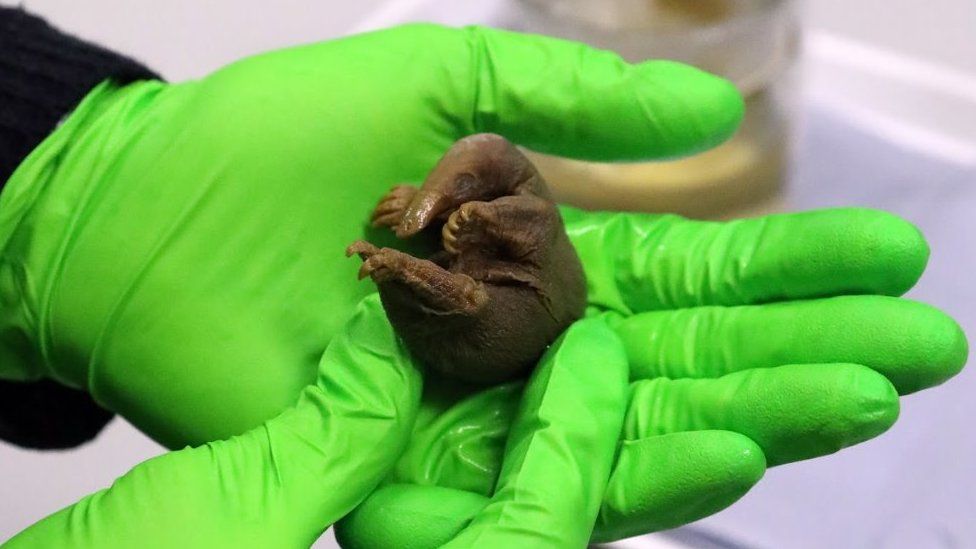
[0,24,741,448]
[335,207,968,547]
[6,298,630,548]
[5,295,423,548]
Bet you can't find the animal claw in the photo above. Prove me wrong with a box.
[346,240,380,259]
[442,210,464,255]
[358,256,381,280]
[371,212,403,229]
[360,256,395,282]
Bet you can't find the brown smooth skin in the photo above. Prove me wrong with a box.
[347,134,586,384]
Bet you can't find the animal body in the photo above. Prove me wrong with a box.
[347,134,586,384]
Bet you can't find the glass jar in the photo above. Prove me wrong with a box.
[510,0,799,219]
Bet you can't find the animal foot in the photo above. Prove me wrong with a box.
[442,201,492,255]
[370,185,418,230]
[346,240,403,283]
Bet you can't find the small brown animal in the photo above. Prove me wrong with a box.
[347,134,587,384]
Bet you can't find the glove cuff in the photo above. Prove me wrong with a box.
[0,6,160,186]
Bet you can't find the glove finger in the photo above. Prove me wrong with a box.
[564,207,929,313]
[626,363,899,466]
[593,430,765,543]
[6,295,422,548]
[437,25,743,161]
[444,317,629,547]
[335,484,485,549]
[336,431,765,548]
[609,295,967,394]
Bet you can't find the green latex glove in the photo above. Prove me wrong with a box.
[0,24,740,449]
[6,295,423,548]
[6,301,628,548]
[336,207,968,546]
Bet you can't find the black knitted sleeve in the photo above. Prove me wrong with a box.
[0,6,160,450]
[0,5,160,185]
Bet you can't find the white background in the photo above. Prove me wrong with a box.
[1,0,971,78]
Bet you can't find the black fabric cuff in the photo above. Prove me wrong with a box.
[0,6,161,185]
[0,6,157,449]
[0,379,115,450]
